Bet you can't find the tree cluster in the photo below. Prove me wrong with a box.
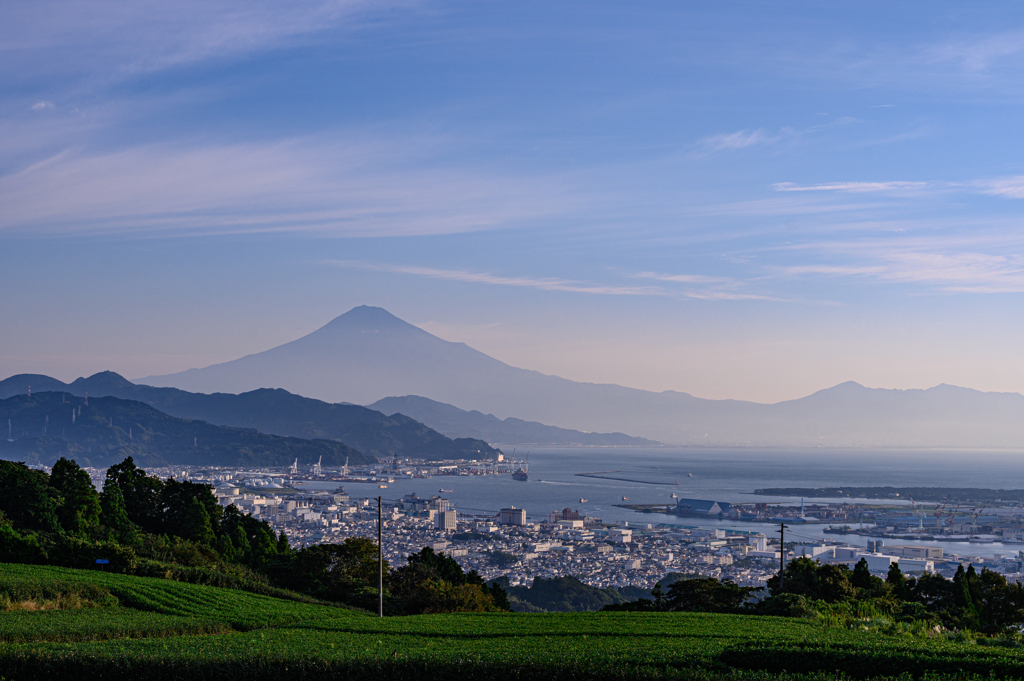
[0,457,289,576]
[606,556,1024,634]
[602,577,755,614]
[267,542,509,614]
[0,456,508,615]
[768,556,1024,633]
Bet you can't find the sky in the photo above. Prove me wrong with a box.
[3,0,1024,403]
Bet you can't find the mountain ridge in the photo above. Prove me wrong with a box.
[66,306,1024,447]
[369,395,662,447]
[0,370,500,461]
[0,392,371,469]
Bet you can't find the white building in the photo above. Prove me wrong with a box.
[608,528,633,544]
[499,507,527,526]
[435,510,457,532]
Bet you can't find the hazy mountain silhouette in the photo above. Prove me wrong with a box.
[128,305,1024,447]
[0,392,370,469]
[369,395,660,446]
[0,370,498,461]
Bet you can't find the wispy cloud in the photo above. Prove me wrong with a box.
[30,101,55,111]
[775,175,1024,201]
[325,261,665,296]
[630,271,788,301]
[1,0,418,77]
[773,181,931,194]
[697,129,781,152]
[925,31,1024,73]
[973,176,1024,199]
[782,239,1024,294]
[0,132,582,237]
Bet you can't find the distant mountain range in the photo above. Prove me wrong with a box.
[0,371,498,461]
[0,392,368,469]
[134,306,1024,448]
[369,395,659,447]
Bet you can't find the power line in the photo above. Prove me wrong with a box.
[377,496,384,618]
[776,522,789,590]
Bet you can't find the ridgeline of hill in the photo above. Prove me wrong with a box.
[0,372,499,461]
[0,392,371,468]
[369,395,661,446]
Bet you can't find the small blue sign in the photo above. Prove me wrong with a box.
[95,559,109,565]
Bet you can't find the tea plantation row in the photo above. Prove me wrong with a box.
[2,564,1024,680]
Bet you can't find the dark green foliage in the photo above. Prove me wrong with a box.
[851,558,881,591]
[760,554,1024,634]
[666,577,756,613]
[103,457,169,533]
[488,550,520,567]
[0,460,59,532]
[506,575,630,612]
[264,537,388,603]
[0,392,372,468]
[603,577,754,614]
[99,485,138,543]
[160,478,224,538]
[767,557,856,603]
[49,457,102,534]
[181,498,215,545]
[387,547,506,614]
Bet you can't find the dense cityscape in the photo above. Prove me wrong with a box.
[64,459,1024,594]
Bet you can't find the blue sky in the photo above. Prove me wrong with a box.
[3,0,1024,402]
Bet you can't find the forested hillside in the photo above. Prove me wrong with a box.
[0,392,372,468]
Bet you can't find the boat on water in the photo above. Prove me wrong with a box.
[378,484,388,489]
[670,493,678,498]
[579,498,588,503]
[439,488,453,493]
[512,469,528,481]
[622,496,629,501]
[687,473,693,477]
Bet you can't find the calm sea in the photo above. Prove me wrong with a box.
[299,447,1024,559]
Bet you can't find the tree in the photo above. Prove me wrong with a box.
[159,479,222,538]
[181,497,215,545]
[0,460,59,532]
[103,458,163,533]
[99,485,139,543]
[266,537,389,602]
[49,457,101,534]
[886,561,911,600]
[389,547,502,614]
[850,557,884,594]
[651,581,667,611]
[666,577,754,613]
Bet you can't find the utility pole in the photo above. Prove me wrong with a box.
[377,496,384,618]
[776,522,788,590]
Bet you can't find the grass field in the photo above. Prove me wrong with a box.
[2,564,1023,680]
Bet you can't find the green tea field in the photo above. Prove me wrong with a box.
[1,563,1022,680]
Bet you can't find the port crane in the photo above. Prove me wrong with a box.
[907,494,925,532]
[970,504,988,534]
[932,495,951,533]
